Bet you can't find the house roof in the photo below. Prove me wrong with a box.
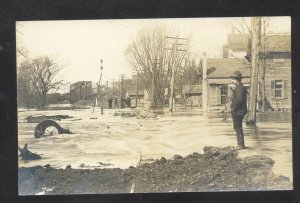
[227,33,291,52]
[206,58,250,78]
[264,34,291,52]
[182,85,202,94]
[227,34,249,52]
[71,81,92,86]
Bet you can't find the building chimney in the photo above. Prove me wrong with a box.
[223,45,229,58]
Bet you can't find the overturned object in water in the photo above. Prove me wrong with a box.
[18,143,41,160]
[26,115,73,123]
[34,119,72,138]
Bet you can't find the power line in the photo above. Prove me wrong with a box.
[165,36,189,113]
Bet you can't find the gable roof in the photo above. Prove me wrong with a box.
[264,34,291,52]
[227,33,291,52]
[206,58,250,78]
[227,34,249,52]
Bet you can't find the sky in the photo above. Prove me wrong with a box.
[16,17,290,93]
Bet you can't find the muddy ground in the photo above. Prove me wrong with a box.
[18,146,292,195]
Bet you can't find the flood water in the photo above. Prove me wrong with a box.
[18,108,293,181]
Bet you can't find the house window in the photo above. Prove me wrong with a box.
[275,80,283,98]
[271,80,288,99]
[220,86,228,105]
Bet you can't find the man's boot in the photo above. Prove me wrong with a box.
[236,129,245,149]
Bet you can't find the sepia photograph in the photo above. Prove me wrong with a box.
[16,17,292,195]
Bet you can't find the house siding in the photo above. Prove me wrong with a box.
[208,85,220,107]
[186,95,202,107]
[264,59,291,110]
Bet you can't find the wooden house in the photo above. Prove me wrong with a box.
[226,33,291,110]
[205,58,250,110]
[125,89,145,107]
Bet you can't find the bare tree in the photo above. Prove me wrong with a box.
[126,24,189,106]
[17,60,33,109]
[175,55,201,106]
[17,56,64,109]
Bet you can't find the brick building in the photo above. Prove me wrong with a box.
[70,81,93,104]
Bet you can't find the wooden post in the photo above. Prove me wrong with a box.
[247,17,261,125]
[113,79,115,96]
[202,52,208,113]
[151,59,155,108]
[165,36,188,112]
[121,74,124,98]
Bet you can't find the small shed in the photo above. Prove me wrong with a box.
[126,89,145,107]
[181,84,202,107]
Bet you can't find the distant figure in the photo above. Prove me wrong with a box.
[108,98,113,109]
[230,71,247,149]
[128,97,131,108]
[18,143,41,160]
[114,97,118,108]
[100,102,104,115]
[126,97,131,108]
[120,97,124,109]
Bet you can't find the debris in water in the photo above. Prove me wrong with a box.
[26,115,73,123]
[34,119,72,138]
[18,143,41,160]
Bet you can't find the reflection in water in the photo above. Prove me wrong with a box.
[18,109,292,180]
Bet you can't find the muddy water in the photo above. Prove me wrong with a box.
[18,108,293,180]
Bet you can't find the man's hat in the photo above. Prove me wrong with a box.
[231,71,243,79]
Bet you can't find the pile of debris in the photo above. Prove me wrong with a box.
[113,108,157,119]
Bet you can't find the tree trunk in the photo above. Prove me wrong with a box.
[247,17,261,126]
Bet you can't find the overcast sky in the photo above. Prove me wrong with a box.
[16,17,290,92]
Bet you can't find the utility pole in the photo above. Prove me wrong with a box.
[135,73,138,107]
[121,74,124,109]
[169,40,177,112]
[202,52,208,113]
[93,59,103,114]
[261,18,267,113]
[165,36,188,113]
[100,59,104,115]
[150,58,160,108]
[119,79,121,109]
[247,17,261,125]
[113,79,115,96]
[121,74,124,98]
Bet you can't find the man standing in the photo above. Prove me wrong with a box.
[230,71,247,149]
